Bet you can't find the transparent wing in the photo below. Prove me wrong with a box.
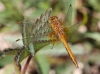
[63,5,72,27]
[64,21,81,41]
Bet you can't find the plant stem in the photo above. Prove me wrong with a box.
[21,55,32,74]
[14,55,21,74]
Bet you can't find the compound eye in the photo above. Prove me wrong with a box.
[51,17,54,20]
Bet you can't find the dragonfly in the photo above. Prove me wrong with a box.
[47,5,80,68]
[16,4,81,68]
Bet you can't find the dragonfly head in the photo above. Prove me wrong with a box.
[48,16,58,23]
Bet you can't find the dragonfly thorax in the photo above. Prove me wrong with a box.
[48,16,65,36]
[48,16,58,24]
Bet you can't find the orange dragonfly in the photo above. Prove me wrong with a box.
[19,5,80,68]
[47,5,79,68]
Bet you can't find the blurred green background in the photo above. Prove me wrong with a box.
[0,0,100,74]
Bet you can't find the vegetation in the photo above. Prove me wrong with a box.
[0,0,100,74]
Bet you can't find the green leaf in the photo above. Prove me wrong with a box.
[56,63,67,74]
[19,19,35,56]
[15,48,30,63]
[35,55,50,74]
[0,55,14,66]
[85,32,100,42]
[37,43,85,56]
[19,8,52,56]
[0,47,30,64]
